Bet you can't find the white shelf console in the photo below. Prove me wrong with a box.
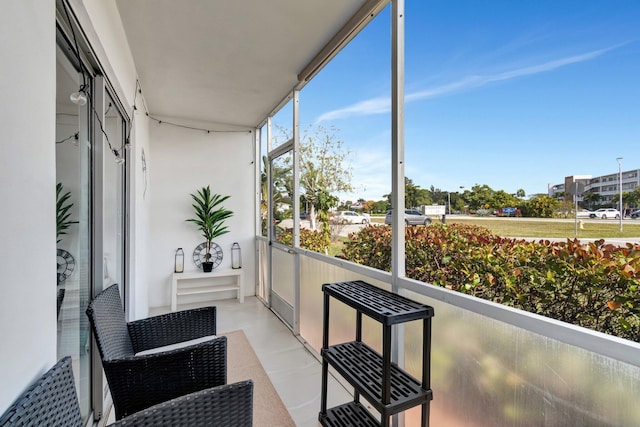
[171,269,243,311]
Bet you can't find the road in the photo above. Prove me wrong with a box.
[283,215,640,244]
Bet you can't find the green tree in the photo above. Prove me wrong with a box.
[466,184,495,211]
[516,188,526,198]
[491,190,520,209]
[429,186,446,205]
[316,189,338,250]
[556,199,575,218]
[372,199,390,213]
[625,188,640,209]
[612,191,630,212]
[582,191,601,209]
[261,155,292,235]
[404,177,431,208]
[361,200,375,213]
[522,195,559,218]
[278,125,352,231]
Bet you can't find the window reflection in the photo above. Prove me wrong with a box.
[271,151,294,245]
[55,45,91,421]
[103,93,125,299]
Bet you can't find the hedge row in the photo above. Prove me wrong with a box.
[341,223,640,342]
[277,228,330,254]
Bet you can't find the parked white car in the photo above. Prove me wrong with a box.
[589,208,621,219]
[576,209,593,218]
[333,211,369,224]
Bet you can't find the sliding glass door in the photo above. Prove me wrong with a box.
[55,43,92,422]
[56,16,129,422]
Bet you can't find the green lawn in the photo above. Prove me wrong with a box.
[448,218,640,239]
[368,215,640,239]
[330,216,640,256]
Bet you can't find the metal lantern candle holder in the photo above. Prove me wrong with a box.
[231,242,242,269]
[175,248,184,273]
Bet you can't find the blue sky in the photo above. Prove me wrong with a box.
[292,1,640,202]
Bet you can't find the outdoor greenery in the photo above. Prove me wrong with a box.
[342,178,640,219]
[449,218,640,239]
[262,124,640,342]
[277,228,330,254]
[274,125,352,231]
[340,223,640,342]
[260,155,292,235]
[298,125,352,229]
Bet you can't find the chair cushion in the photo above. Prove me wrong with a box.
[135,335,217,356]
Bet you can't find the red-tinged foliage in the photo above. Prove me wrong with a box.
[341,223,640,342]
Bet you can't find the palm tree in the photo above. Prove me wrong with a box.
[582,191,601,209]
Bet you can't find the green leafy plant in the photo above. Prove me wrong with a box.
[56,182,78,243]
[342,223,640,342]
[277,228,330,253]
[186,186,233,262]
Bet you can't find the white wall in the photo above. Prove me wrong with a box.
[0,1,57,412]
[73,0,151,320]
[131,112,152,319]
[148,120,256,308]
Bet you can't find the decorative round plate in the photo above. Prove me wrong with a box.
[57,248,75,284]
[192,242,223,270]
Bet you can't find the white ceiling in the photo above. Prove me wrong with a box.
[115,0,372,128]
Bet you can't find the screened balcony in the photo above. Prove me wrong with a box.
[111,0,640,425]
[153,244,640,426]
[4,1,639,427]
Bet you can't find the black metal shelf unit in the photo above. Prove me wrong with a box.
[319,280,435,427]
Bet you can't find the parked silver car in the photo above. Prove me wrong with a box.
[384,209,432,226]
[333,210,369,224]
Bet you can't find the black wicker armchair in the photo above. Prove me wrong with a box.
[86,284,227,419]
[0,356,253,427]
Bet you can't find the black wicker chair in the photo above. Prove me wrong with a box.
[0,356,253,427]
[86,284,227,419]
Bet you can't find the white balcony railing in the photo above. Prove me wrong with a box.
[259,237,640,426]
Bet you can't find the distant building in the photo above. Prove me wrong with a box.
[565,175,592,201]
[548,182,564,198]
[550,169,640,207]
[586,169,640,205]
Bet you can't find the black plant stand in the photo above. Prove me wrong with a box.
[319,280,434,427]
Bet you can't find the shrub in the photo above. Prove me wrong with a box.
[341,223,640,342]
[278,228,330,254]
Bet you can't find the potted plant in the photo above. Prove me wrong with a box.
[56,182,77,243]
[186,186,233,272]
[56,183,78,287]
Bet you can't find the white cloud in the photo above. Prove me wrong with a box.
[314,44,622,123]
[315,96,390,124]
[339,149,391,201]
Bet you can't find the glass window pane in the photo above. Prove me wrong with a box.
[272,150,293,245]
[259,125,268,237]
[270,100,293,150]
[55,45,92,421]
[102,92,125,295]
